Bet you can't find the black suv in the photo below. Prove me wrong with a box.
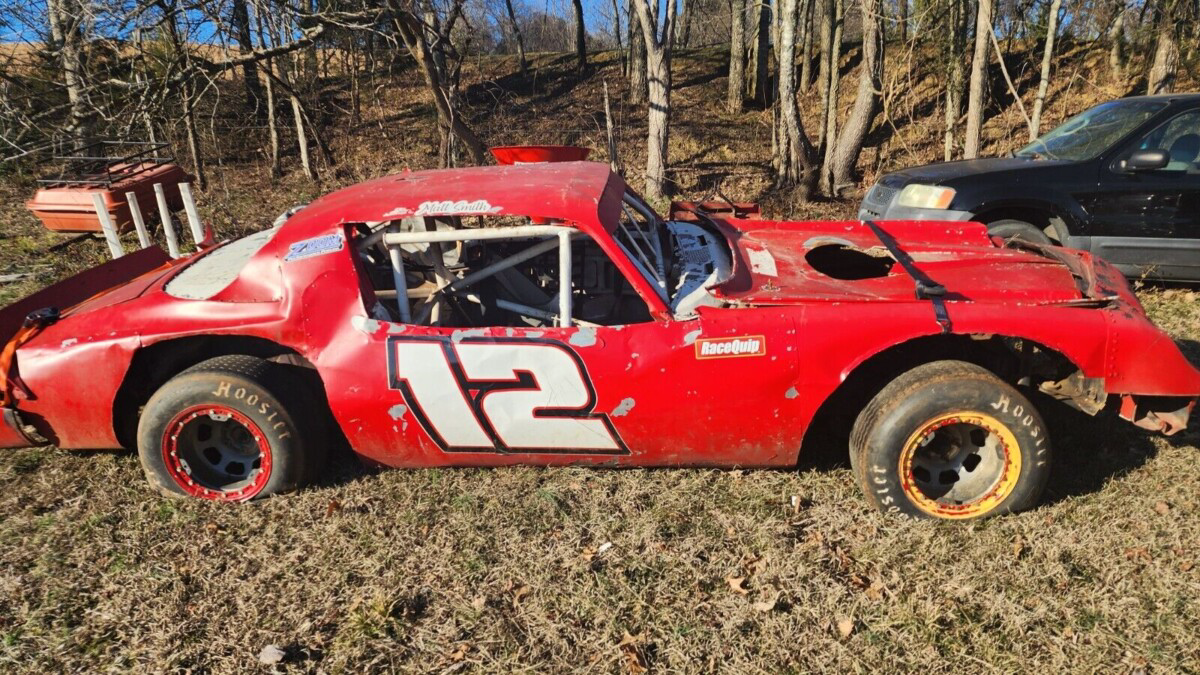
[859,94,1200,280]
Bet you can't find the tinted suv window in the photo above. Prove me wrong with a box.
[1017,100,1166,161]
[1136,111,1200,172]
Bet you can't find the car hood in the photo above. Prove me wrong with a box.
[882,157,1075,186]
[712,220,1087,306]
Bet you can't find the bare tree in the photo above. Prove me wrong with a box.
[943,0,966,160]
[631,0,679,199]
[628,0,648,104]
[749,0,771,107]
[897,0,907,43]
[1029,0,1062,137]
[389,0,487,166]
[1106,3,1125,82]
[1147,0,1179,95]
[773,0,819,195]
[572,0,587,71]
[504,0,529,78]
[828,0,883,196]
[963,0,993,159]
[728,0,747,112]
[818,0,842,190]
[45,0,89,147]
[229,0,266,115]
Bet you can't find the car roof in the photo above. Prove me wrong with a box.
[282,161,625,235]
[1105,93,1200,104]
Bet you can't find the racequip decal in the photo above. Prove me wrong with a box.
[387,336,628,454]
[414,199,503,216]
[695,335,767,360]
[283,232,344,262]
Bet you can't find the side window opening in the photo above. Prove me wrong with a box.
[1137,111,1200,172]
[353,216,652,328]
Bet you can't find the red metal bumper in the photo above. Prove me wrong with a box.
[0,408,48,449]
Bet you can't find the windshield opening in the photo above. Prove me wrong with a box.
[1016,100,1166,161]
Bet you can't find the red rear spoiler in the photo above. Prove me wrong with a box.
[0,246,171,347]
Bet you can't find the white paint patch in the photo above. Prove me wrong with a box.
[568,327,597,347]
[785,387,799,399]
[415,199,502,216]
[450,328,489,343]
[388,404,408,420]
[382,206,413,218]
[746,248,778,276]
[60,338,78,348]
[351,316,382,334]
[612,398,636,417]
[683,329,702,345]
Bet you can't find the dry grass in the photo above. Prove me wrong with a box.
[1,47,1199,673]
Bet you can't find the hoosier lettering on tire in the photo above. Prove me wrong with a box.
[136,355,327,502]
[850,360,1052,520]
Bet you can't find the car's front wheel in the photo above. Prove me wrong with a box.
[137,355,326,501]
[987,219,1054,246]
[850,360,1051,520]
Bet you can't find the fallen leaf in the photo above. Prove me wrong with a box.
[204,522,220,534]
[617,632,648,674]
[325,499,341,517]
[257,645,286,665]
[1154,501,1171,516]
[836,618,854,638]
[511,584,530,607]
[1181,560,1194,572]
[1012,536,1026,559]
[471,595,487,611]
[744,555,766,576]
[447,643,470,662]
[866,580,886,601]
[581,546,597,562]
[725,575,749,595]
[1124,547,1151,562]
[752,593,779,612]
[1062,627,1074,639]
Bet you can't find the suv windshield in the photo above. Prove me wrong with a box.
[1016,100,1166,161]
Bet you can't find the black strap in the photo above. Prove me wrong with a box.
[861,219,952,334]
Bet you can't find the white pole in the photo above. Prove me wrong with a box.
[91,193,125,259]
[124,192,152,249]
[177,182,205,246]
[153,183,182,258]
[388,246,412,323]
[558,230,572,327]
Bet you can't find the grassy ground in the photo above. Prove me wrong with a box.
[1,48,1199,672]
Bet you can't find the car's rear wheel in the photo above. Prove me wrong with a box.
[850,360,1051,520]
[987,219,1054,246]
[137,355,326,501]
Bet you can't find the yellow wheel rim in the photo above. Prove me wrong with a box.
[898,412,1022,519]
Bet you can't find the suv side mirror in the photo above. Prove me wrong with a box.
[1125,149,1170,171]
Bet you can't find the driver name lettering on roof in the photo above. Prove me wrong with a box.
[415,199,502,216]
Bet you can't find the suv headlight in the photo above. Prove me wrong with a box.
[896,184,956,209]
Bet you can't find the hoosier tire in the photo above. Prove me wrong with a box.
[850,360,1052,520]
[137,355,327,501]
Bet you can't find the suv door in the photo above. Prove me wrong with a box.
[1084,109,1200,279]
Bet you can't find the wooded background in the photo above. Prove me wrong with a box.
[1,0,1196,202]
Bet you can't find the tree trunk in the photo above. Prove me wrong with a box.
[898,0,907,43]
[229,0,266,116]
[504,0,529,78]
[1147,4,1178,95]
[45,0,89,148]
[943,0,965,160]
[963,0,992,159]
[819,0,842,191]
[629,0,648,104]
[677,0,694,46]
[728,0,747,112]
[1028,0,1061,138]
[263,61,281,178]
[829,0,882,195]
[611,0,624,64]
[750,0,772,106]
[632,0,678,200]
[798,0,814,91]
[773,0,819,196]
[572,0,587,71]
[1107,4,1125,81]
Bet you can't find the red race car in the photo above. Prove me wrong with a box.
[1,162,1196,520]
